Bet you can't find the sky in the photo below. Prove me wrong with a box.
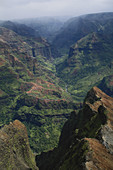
[0,0,113,20]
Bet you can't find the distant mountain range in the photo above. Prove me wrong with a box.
[53,12,113,53]
[13,16,69,42]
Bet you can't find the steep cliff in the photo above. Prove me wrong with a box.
[0,120,38,170]
[36,87,113,170]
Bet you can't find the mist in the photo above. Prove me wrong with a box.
[0,0,113,20]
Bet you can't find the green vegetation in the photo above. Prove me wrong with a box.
[1,12,113,156]
[36,87,108,170]
[0,26,77,154]
[56,32,113,102]
[0,88,74,153]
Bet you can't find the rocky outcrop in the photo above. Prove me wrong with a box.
[83,87,113,169]
[0,120,38,170]
[85,138,113,170]
[36,87,113,170]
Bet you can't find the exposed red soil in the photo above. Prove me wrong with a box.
[0,58,5,66]
[0,89,4,95]
[85,138,113,170]
[12,120,27,136]
[109,81,113,86]
[25,78,64,100]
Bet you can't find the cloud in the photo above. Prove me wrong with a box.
[0,0,113,20]
[0,0,55,7]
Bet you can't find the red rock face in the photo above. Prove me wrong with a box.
[81,87,113,169]
[85,138,113,170]
[85,86,113,128]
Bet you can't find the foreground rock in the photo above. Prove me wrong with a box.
[36,87,113,170]
[0,120,38,170]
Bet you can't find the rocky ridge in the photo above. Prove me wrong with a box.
[36,87,113,170]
